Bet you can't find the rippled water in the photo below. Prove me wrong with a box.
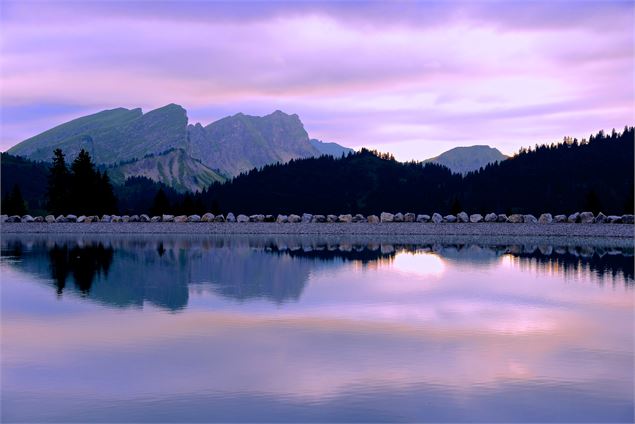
[1,235,633,422]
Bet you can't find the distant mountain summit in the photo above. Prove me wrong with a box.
[187,110,320,177]
[423,145,508,174]
[7,105,353,186]
[309,139,354,158]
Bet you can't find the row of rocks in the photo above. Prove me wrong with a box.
[2,211,634,224]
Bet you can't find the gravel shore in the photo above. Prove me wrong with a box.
[2,222,633,247]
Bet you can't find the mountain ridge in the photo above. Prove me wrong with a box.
[310,139,354,157]
[7,104,353,180]
[423,145,508,174]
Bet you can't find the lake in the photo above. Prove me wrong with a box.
[1,234,633,422]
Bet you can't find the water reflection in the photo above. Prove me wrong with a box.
[1,237,632,312]
[1,235,633,422]
[513,247,634,284]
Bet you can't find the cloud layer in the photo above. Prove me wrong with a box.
[1,0,633,159]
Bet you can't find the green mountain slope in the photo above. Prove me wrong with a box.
[107,149,226,193]
[423,145,508,174]
[8,104,188,165]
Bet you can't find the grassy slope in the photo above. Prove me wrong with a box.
[108,149,226,193]
[7,104,188,165]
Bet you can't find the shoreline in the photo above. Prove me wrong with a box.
[2,222,633,247]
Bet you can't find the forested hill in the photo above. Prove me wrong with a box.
[460,128,634,215]
[200,151,461,215]
[199,127,634,216]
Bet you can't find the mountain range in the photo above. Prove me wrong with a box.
[7,104,352,191]
[7,103,505,190]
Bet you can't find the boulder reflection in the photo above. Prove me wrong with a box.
[1,237,632,311]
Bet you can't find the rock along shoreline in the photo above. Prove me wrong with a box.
[2,211,634,225]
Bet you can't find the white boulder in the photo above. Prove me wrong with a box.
[416,214,430,223]
[469,214,483,223]
[523,214,538,224]
[338,214,353,223]
[443,215,457,223]
[457,212,469,223]
[507,214,523,223]
[579,212,594,223]
[367,215,380,223]
[380,212,394,222]
[484,213,498,223]
[538,213,553,224]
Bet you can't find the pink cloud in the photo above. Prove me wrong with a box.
[1,1,632,159]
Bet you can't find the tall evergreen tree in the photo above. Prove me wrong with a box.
[150,188,170,216]
[47,149,70,214]
[180,193,195,215]
[69,149,101,215]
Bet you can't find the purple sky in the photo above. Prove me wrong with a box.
[1,0,633,160]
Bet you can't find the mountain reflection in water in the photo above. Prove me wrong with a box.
[1,236,632,311]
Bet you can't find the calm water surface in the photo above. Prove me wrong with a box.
[1,235,633,422]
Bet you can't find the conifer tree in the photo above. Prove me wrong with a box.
[70,149,101,214]
[150,188,170,216]
[181,193,194,215]
[47,149,70,214]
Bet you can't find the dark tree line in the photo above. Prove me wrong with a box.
[47,149,117,215]
[1,153,49,215]
[2,126,633,216]
[196,150,462,215]
[1,152,199,216]
[460,127,634,215]
[195,127,634,216]
[114,177,203,216]
[2,184,27,216]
